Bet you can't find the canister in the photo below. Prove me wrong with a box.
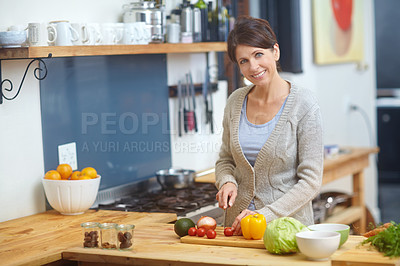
[180,3,193,34]
[116,224,135,250]
[167,23,180,43]
[99,223,117,249]
[81,222,100,248]
[193,7,202,42]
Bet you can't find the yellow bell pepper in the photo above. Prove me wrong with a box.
[241,214,267,240]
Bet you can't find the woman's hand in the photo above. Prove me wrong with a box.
[216,182,237,209]
[231,209,257,235]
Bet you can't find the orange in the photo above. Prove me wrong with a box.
[44,170,61,180]
[81,167,97,179]
[57,164,73,180]
[70,171,81,180]
[78,175,91,180]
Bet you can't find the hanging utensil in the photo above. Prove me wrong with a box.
[185,73,195,131]
[177,80,183,137]
[208,79,214,134]
[188,72,198,132]
[183,78,189,133]
[202,69,209,125]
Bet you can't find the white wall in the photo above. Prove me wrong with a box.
[281,0,379,221]
[0,0,379,222]
[0,0,223,222]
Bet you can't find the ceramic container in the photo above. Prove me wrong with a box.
[308,223,350,247]
[296,231,340,261]
[42,176,101,215]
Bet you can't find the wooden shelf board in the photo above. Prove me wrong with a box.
[0,42,227,59]
[324,206,363,224]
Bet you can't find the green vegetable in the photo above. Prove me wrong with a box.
[263,217,309,254]
[362,222,400,258]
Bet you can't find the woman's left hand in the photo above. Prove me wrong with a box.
[231,209,257,235]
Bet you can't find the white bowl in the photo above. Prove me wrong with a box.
[0,31,27,48]
[296,231,340,261]
[308,223,350,247]
[42,176,101,215]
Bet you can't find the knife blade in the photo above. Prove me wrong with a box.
[177,80,183,137]
[223,208,227,229]
[223,196,230,229]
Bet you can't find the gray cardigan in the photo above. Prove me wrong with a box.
[215,83,324,226]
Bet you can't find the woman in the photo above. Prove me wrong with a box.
[215,16,324,235]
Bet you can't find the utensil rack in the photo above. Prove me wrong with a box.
[168,82,218,98]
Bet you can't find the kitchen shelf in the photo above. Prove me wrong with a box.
[324,206,363,225]
[0,42,227,60]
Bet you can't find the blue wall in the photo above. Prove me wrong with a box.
[40,54,171,189]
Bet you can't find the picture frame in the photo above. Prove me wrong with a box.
[312,0,364,65]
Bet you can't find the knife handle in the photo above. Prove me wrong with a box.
[193,110,198,132]
[209,111,214,134]
[183,109,188,133]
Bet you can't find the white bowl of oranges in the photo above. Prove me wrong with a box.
[42,164,101,215]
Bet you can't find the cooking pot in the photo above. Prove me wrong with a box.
[122,1,165,42]
[312,192,353,223]
[156,168,195,190]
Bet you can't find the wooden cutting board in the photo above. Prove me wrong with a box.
[331,241,400,266]
[180,227,265,249]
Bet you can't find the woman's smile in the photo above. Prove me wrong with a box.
[252,70,266,79]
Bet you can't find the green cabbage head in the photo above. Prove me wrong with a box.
[263,217,309,254]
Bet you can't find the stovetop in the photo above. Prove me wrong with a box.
[97,183,218,215]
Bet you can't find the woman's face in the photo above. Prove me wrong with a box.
[235,44,280,87]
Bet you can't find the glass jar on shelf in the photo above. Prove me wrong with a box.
[81,222,100,248]
[116,224,135,250]
[99,223,117,249]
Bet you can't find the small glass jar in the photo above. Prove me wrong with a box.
[116,224,135,251]
[99,223,117,249]
[81,222,100,248]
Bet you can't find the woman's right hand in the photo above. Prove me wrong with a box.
[216,182,237,209]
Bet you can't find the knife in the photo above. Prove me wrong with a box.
[185,73,194,131]
[177,80,183,137]
[223,196,230,229]
[223,208,227,229]
[188,72,198,132]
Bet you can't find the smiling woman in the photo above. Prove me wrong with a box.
[215,16,324,236]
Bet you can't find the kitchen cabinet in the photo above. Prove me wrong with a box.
[196,147,379,234]
[0,42,226,59]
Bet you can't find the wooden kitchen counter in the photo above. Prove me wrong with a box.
[63,225,400,266]
[1,210,398,266]
[0,210,177,266]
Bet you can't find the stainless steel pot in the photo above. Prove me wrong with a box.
[156,168,195,190]
[312,192,353,223]
[122,1,165,42]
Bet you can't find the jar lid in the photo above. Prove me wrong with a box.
[99,222,117,229]
[116,224,135,230]
[81,222,99,228]
[124,1,156,10]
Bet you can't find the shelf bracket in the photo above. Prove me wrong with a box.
[0,57,50,104]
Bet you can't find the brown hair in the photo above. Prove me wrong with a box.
[227,16,279,67]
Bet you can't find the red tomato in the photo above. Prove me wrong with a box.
[206,229,216,239]
[197,227,206,237]
[224,227,234,237]
[188,227,197,236]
